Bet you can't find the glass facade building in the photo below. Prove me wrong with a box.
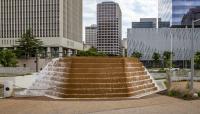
[159,0,200,25]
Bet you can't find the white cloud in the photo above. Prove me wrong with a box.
[83,0,158,41]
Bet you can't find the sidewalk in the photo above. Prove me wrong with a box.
[0,94,200,114]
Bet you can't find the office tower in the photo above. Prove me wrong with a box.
[159,0,200,26]
[182,7,200,26]
[0,0,83,57]
[85,24,97,48]
[97,2,122,55]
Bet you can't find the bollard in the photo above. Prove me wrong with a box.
[3,81,14,98]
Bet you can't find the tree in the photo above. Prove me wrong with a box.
[16,29,43,59]
[0,49,18,67]
[131,51,142,59]
[195,52,200,69]
[163,51,172,68]
[152,52,161,67]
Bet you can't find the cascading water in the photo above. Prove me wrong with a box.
[19,58,68,97]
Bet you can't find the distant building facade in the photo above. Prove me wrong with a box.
[132,18,170,28]
[97,2,122,55]
[159,0,200,26]
[128,28,200,61]
[121,38,127,56]
[0,0,83,57]
[132,18,157,28]
[85,25,97,48]
[182,7,200,26]
[121,38,127,50]
[158,18,170,28]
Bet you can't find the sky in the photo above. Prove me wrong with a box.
[83,0,158,40]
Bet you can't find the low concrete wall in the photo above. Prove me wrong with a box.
[0,67,31,74]
[17,58,51,72]
[0,58,51,74]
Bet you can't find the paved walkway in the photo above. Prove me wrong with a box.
[0,95,200,114]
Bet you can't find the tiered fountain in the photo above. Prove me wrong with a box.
[22,57,160,99]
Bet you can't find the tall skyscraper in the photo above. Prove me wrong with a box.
[97,2,122,55]
[85,24,97,48]
[158,0,200,26]
[0,0,82,57]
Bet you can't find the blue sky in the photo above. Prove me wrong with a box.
[83,0,158,40]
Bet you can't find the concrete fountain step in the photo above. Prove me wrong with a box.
[49,75,150,83]
[48,76,150,83]
[52,83,156,94]
[42,71,148,78]
[47,67,145,73]
[45,66,144,73]
[32,78,153,90]
[68,67,145,73]
[70,63,143,68]
[53,62,143,68]
[60,57,140,63]
[46,87,157,98]
[56,79,153,89]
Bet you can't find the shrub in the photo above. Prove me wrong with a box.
[76,50,107,57]
[0,49,18,67]
[167,89,198,100]
[158,68,166,73]
[168,90,181,97]
[131,51,142,59]
[0,84,3,88]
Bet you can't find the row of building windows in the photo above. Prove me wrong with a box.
[0,39,16,46]
[0,0,60,38]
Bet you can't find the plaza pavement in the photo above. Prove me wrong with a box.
[0,94,200,114]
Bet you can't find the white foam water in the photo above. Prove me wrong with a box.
[17,58,68,97]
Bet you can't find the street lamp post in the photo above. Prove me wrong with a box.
[190,19,200,92]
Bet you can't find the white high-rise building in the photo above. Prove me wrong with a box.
[85,24,97,48]
[0,0,83,57]
[97,2,122,55]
